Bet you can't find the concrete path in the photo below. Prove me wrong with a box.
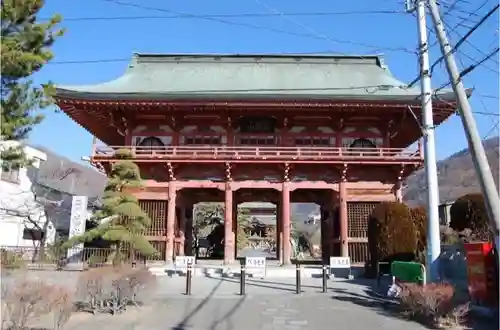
[3,272,495,330]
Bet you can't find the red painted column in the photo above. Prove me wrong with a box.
[276,203,282,262]
[177,203,186,257]
[282,183,291,265]
[166,183,177,262]
[185,204,194,256]
[233,202,238,259]
[394,181,403,202]
[339,180,349,258]
[224,184,235,264]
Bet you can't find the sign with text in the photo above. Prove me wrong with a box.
[175,256,196,269]
[67,196,88,262]
[245,257,267,269]
[329,257,351,269]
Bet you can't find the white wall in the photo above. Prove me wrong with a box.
[0,143,55,248]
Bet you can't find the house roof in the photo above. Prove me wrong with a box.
[55,53,459,102]
[31,144,106,198]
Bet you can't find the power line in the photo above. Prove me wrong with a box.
[97,0,416,54]
[44,10,409,22]
[427,0,490,51]
[408,4,499,87]
[435,47,499,91]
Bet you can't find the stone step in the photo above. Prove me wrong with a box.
[148,265,359,279]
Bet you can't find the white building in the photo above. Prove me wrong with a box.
[0,143,55,247]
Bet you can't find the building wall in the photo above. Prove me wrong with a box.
[0,143,55,247]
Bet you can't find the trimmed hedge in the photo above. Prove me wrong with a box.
[368,202,418,274]
[449,193,492,241]
[410,206,428,254]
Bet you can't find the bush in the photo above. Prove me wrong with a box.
[1,279,73,330]
[398,283,469,329]
[76,266,156,315]
[449,194,492,241]
[411,206,428,254]
[368,202,418,274]
[440,226,459,245]
[0,249,25,270]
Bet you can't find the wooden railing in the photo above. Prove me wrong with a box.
[93,145,422,163]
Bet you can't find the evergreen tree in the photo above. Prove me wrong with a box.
[65,150,157,263]
[236,207,250,251]
[1,0,64,168]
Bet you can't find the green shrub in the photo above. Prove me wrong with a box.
[0,249,25,269]
[410,206,427,254]
[449,194,492,241]
[368,202,418,274]
[440,225,459,245]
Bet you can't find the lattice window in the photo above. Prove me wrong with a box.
[347,202,378,238]
[147,241,166,261]
[295,137,330,146]
[139,200,167,236]
[348,242,370,264]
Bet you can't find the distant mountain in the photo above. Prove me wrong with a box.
[404,137,499,206]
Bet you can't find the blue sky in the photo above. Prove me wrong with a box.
[30,0,499,164]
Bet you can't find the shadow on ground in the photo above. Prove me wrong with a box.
[171,277,248,330]
[331,287,498,330]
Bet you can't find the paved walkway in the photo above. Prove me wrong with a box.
[4,272,495,330]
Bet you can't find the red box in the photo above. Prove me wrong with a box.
[463,242,498,306]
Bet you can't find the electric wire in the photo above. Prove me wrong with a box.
[407,3,499,87]
[42,10,410,22]
[96,0,417,55]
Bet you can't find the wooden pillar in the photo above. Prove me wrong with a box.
[185,205,194,256]
[282,183,291,265]
[166,183,177,262]
[394,181,403,202]
[339,180,349,258]
[276,203,282,262]
[233,202,238,259]
[177,203,186,257]
[224,184,235,264]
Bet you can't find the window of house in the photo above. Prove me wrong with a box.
[1,163,20,184]
[22,228,45,241]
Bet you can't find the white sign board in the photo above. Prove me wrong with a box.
[245,257,266,269]
[174,256,196,270]
[329,257,351,269]
[67,196,88,262]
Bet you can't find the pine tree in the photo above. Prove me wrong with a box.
[65,150,157,263]
[236,207,250,250]
[1,0,64,168]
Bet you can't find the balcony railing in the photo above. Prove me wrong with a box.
[92,145,422,164]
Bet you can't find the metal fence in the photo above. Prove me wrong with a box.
[0,246,147,271]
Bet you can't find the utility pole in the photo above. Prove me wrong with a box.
[407,0,441,281]
[427,0,500,255]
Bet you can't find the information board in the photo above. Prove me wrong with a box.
[67,196,88,262]
[329,257,351,269]
[245,257,266,269]
[174,256,196,270]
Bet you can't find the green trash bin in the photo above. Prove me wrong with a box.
[391,261,426,285]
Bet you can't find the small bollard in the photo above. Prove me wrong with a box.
[185,262,193,296]
[240,263,246,296]
[322,265,328,293]
[295,263,301,294]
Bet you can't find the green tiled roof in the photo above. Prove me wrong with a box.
[56,53,459,101]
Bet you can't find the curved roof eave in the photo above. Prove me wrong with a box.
[55,88,459,103]
[54,52,467,104]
